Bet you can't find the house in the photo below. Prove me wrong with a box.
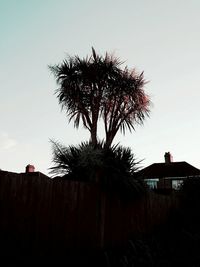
[137,152,200,190]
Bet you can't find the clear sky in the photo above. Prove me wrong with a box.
[1,0,200,175]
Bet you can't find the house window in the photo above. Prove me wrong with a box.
[172,180,183,190]
[144,179,159,189]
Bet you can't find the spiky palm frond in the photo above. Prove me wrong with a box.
[49,140,104,180]
[100,144,145,199]
[49,141,145,200]
[49,139,81,177]
[103,70,150,147]
[49,48,151,147]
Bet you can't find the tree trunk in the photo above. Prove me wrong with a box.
[105,131,116,148]
[90,124,98,146]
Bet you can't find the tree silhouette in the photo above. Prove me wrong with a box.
[49,140,145,199]
[50,48,150,147]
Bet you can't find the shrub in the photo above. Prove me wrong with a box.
[49,140,145,200]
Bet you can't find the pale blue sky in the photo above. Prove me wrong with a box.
[1,0,200,174]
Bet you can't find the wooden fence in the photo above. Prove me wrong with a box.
[0,170,180,262]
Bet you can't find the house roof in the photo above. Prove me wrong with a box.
[137,161,200,179]
[0,169,50,181]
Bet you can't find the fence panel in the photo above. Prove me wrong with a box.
[0,171,179,254]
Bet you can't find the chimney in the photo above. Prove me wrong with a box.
[25,164,35,173]
[164,152,173,164]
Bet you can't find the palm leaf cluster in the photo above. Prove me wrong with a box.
[50,48,150,147]
[49,140,103,181]
[49,141,145,199]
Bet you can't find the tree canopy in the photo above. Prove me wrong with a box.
[50,48,150,147]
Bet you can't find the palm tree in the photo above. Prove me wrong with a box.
[49,140,145,199]
[50,48,150,147]
[102,68,150,147]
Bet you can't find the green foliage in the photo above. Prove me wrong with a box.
[49,140,145,199]
[49,140,103,181]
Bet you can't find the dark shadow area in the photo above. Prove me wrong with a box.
[1,172,200,266]
[103,178,200,267]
